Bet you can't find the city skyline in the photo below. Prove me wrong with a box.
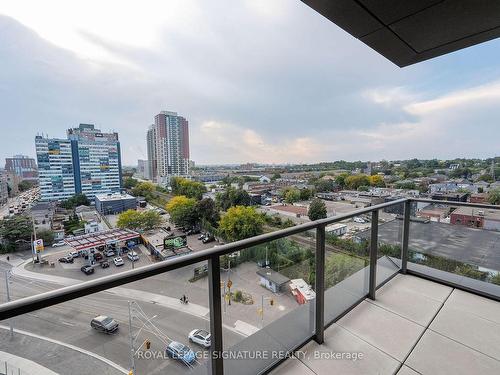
[2,1,500,166]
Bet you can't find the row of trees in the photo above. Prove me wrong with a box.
[116,210,162,231]
[170,177,206,200]
[0,215,54,253]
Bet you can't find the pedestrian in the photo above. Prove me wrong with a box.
[6,256,9,262]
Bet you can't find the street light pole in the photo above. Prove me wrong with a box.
[128,301,136,374]
[4,272,13,339]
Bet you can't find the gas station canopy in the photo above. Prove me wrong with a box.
[64,228,140,251]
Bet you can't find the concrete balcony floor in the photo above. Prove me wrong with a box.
[271,274,500,375]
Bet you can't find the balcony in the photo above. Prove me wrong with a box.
[0,198,499,375]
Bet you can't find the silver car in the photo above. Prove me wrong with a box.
[188,329,211,348]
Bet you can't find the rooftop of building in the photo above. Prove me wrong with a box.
[94,192,135,202]
[451,206,500,221]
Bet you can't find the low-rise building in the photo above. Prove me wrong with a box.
[95,192,136,215]
[470,193,489,204]
[325,223,347,236]
[256,269,290,293]
[450,206,500,230]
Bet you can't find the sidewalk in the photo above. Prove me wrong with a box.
[0,350,58,375]
[0,328,125,375]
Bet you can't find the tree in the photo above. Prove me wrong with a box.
[0,215,33,252]
[141,210,162,230]
[314,179,335,192]
[196,198,220,228]
[271,173,281,181]
[132,181,155,199]
[308,198,327,221]
[345,174,370,190]
[478,174,494,183]
[369,175,385,187]
[488,189,500,205]
[218,206,264,242]
[215,187,251,211]
[117,210,143,230]
[283,188,301,204]
[116,210,162,231]
[18,180,36,192]
[170,177,206,200]
[123,177,139,189]
[166,196,199,227]
[334,173,349,188]
[299,188,313,201]
[60,193,90,209]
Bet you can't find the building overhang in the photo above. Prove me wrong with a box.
[301,0,500,67]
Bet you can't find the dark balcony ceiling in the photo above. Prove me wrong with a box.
[301,0,500,67]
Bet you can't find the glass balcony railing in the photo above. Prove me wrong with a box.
[0,198,499,375]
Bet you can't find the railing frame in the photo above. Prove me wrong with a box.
[1,197,499,375]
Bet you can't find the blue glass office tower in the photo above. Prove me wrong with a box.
[35,124,122,201]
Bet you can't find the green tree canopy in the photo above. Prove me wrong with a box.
[218,206,264,242]
[170,177,206,200]
[0,215,33,251]
[132,181,156,199]
[60,193,90,209]
[123,177,139,189]
[215,187,251,211]
[166,195,199,228]
[116,209,162,231]
[308,198,327,221]
[283,188,301,204]
[345,174,370,190]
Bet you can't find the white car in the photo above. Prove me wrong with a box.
[69,251,79,258]
[127,252,139,262]
[188,329,211,348]
[52,241,66,248]
[353,217,365,224]
[113,257,124,266]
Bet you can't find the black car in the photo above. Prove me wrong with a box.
[81,265,94,275]
[58,256,74,263]
[120,246,129,254]
[100,260,110,268]
[91,315,119,334]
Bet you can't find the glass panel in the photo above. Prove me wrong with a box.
[408,202,500,291]
[324,209,372,323]
[0,261,211,375]
[220,231,315,375]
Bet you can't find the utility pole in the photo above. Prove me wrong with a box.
[5,272,13,339]
[227,259,231,306]
[128,301,136,375]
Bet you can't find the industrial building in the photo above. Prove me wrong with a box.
[94,192,136,215]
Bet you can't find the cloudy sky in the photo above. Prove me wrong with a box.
[1,0,500,166]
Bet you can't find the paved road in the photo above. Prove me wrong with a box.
[0,262,243,375]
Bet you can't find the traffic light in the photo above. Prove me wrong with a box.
[269,299,274,306]
[145,339,151,350]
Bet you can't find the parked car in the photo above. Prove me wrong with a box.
[69,251,79,259]
[353,217,365,224]
[81,265,94,275]
[58,256,73,263]
[90,315,119,334]
[127,252,139,262]
[120,246,129,254]
[113,257,124,266]
[52,241,66,248]
[188,329,211,348]
[198,233,206,241]
[202,235,215,244]
[100,260,110,268]
[165,341,195,365]
[104,249,116,257]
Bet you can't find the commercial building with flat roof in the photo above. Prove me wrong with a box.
[95,192,136,214]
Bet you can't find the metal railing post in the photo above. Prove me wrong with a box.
[314,225,325,344]
[368,210,379,300]
[401,200,411,274]
[208,255,224,375]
